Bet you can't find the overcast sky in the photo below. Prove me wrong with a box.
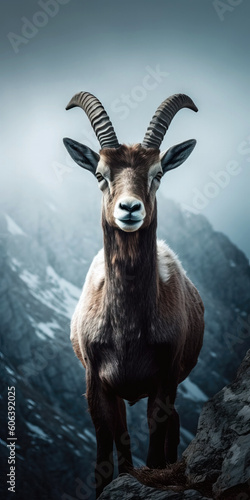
[1,0,250,257]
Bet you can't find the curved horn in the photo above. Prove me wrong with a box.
[141,94,198,149]
[66,92,120,149]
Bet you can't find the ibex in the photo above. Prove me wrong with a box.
[63,91,204,498]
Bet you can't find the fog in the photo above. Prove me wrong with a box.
[1,0,250,257]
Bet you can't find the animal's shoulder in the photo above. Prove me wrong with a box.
[84,248,105,290]
[157,239,186,283]
[75,249,105,313]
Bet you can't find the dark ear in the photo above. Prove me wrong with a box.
[160,139,196,174]
[63,138,99,175]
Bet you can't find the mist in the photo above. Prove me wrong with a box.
[1,0,250,257]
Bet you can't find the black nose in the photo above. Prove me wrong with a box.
[119,202,141,213]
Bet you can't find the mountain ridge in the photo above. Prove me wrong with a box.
[0,172,249,499]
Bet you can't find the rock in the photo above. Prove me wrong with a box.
[99,350,250,499]
[99,474,210,500]
[183,349,250,497]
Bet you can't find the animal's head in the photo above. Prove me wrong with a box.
[63,92,198,232]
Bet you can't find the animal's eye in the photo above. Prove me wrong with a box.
[95,172,108,191]
[154,171,163,182]
[95,172,105,182]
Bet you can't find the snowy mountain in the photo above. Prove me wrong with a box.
[0,171,249,500]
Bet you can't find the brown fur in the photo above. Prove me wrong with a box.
[100,143,160,170]
[132,463,250,499]
[70,145,205,498]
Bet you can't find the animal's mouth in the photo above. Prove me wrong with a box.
[120,217,142,225]
[115,217,144,232]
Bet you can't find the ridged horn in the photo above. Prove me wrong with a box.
[66,92,120,149]
[141,94,198,149]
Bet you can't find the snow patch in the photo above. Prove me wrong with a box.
[26,422,52,442]
[77,432,88,442]
[19,264,80,319]
[61,425,70,433]
[74,450,83,457]
[26,399,36,408]
[77,430,96,443]
[10,258,22,272]
[20,269,40,289]
[5,214,25,236]
[82,445,92,453]
[181,427,195,442]
[36,321,60,339]
[180,377,207,402]
[46,266,81,318]
[5,366,15,376]
[84,429,96,443]
[35,331,47,341]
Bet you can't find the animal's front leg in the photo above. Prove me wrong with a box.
[164,407,180,463]
[146,380,178,469]
[114,397,133,474]
[146,390,171,469]
[86,370,116,498]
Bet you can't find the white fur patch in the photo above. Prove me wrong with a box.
[148,161,162,190]
[96,158,110,179]
[89,248,105,289]
[157,239,185,283]
[86,242,184,289]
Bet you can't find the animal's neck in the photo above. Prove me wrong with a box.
[102,207,158,332]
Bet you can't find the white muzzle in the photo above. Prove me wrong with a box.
[114,196,146,232]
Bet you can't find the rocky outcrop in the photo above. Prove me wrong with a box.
[99,350,250,499]
[99,475,211,499]
[184,349,250,498]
